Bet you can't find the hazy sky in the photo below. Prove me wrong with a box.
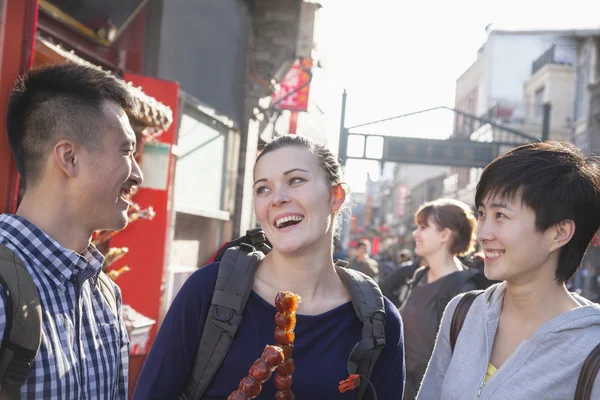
[310,0,599,192]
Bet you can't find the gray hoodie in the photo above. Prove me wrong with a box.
[417,282,600,400]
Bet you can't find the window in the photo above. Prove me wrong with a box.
[173,98,230,218]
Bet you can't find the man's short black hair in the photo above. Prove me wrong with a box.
[356,240,369,251]
[475,141,600,283]
[7,63,133,186]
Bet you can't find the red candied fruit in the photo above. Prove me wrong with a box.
[280,344,293,360]
[282,294,300,313]
[227,390,246,400]
[275,374,293,390]
[275,389,296,400]
[275,292,287,313]
[238,376,261,398]
[274,327,295,345]
[261,345,284,368]
[275,312,297,331]
[249,359,272,383]
[274,291,301,313]
[275,359,295,375]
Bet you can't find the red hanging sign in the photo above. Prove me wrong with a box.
[272,59,312,112]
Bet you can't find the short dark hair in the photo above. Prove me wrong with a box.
[7,63,133,186]
[356,240,369,250]
[415,198,477,256]
[475,141,600,283]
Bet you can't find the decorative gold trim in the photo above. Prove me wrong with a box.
[38,0,110,47]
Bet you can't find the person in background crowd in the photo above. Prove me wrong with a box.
[398,249,413,265]
[379,249,398,281]
[349,239,380,282]
[381,198,491,400]
[418,141,600,400]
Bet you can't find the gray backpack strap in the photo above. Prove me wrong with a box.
[336,262,386,400]
[181,244,264,400]
[0,243,42,397]
[97,271,118,317]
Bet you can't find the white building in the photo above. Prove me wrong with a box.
[571,31,600,155]
[447,28,596,204]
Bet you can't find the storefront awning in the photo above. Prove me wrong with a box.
[35,34,173,132]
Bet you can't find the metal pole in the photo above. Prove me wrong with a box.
[542,102,552,141]
[338,89,348,166]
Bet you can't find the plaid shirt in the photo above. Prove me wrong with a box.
[0,214,129,399]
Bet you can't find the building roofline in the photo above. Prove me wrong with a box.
[456,27,600,83]
[488,27,600,38]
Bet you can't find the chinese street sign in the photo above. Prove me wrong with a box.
[381,137,499,168]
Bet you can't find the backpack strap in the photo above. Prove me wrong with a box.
[181,244,264,400]
[574,342,600,400]
[397,266,428,311]
[450,290,483,352]
[435,268,480,320]
[336,261,386,400]
[246,228,271,255]
[0,243,42,398]
[97,271,118,317]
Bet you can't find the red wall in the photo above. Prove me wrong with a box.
[0,0,38,214]
[109,73,179,348]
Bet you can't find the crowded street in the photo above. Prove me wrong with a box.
[0,0,599,399]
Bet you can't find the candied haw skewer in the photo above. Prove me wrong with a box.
[227,345,284,399]
[273,291,300,400]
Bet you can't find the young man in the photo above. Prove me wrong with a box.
[1,63,142,398]
[417,141,600,399]
[350,240,380,281]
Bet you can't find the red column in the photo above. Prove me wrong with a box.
[0,0,38,214]
[107,74,179,398]
[109,73,179,345]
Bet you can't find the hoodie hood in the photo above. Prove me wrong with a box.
[484,281,600,335]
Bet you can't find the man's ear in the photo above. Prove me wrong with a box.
[54,140,78,177]
[549,219,576,253]
[331,184,346,212]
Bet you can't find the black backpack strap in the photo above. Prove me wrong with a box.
[379,261,420,308]
[397,266,428,311]
[574,342,600,400]
[246,228,271,255]
[97,271,118,317]
[181,245,264,400]
[336,262,386,400]
[0,243,42,398]
[449,290,483,353]
[434,269,480,321]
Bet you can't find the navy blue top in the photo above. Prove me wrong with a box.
[133,262,405,399]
